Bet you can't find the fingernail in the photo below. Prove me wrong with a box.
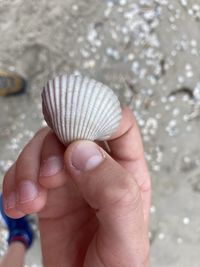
[18,180,38,204]
[71,141,104,171]
[6,192,16,209]
[40,156,64,177]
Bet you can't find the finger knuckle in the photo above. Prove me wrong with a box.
[16,147,29,166]
[3,165,16,194]
[99,173,141,209]
[3,173,11,193]
[120,174,141,204]
[120,188,141,211]
[15,153,34,181]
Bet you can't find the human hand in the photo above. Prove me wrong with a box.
[3,107,151,267]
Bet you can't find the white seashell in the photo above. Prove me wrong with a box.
[42,74,122,145]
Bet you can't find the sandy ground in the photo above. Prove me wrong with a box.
[0,0,200,266]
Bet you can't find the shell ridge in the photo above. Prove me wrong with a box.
[69,75,76,141]
[42,90,52,129]
[59,75,65,143]
[44,84,53,128]
[76,76,88,139]
[54,77,62,143]
[75,75,86,139]
[68,75,75,141]
[91,86,115,139]
[48,81,57,134]
[78,77,91,139]
[99,104,121,132]
[66,75,72,141]
[87,84,110,139]
[63,75,69,144]
[59,76,64,142]
[99,111,121,138]
[85,82,103,139]
[62,75,68,144]
[81,79,100,139]
[73,75,82,139]
[93,99,114,138]
[79,78,96,139]
[53,78,63,142]
[96,97,120,134]
[94,99,121,139]
[75,76,85,139]
[73,75,84,140]
[102,112,121,133]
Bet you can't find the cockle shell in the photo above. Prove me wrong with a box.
[41,74,122,145]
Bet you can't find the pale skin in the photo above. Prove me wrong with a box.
[2,107,151,267]
[0,242,26,267]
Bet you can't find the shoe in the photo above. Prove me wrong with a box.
[0,70,27,96]
[0,195,34,249]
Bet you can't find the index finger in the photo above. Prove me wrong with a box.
[108,107,151,223]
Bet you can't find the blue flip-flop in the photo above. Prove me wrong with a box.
[0,195,34,249]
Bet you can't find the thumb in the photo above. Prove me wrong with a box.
[64,141,149,266]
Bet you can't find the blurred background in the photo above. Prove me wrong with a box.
[0,0,200,266]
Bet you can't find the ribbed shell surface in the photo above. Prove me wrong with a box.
[42,74,122,145]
